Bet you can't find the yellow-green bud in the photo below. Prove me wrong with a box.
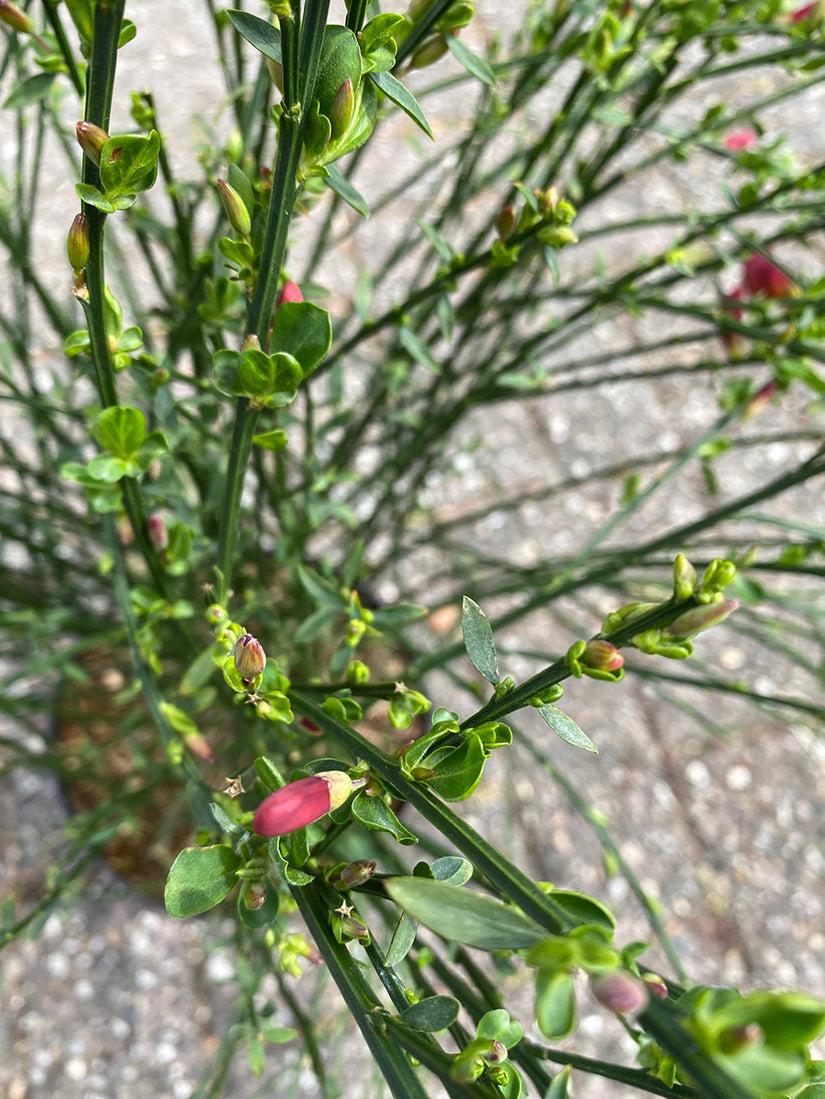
[217,178,252,237]
[66,213,90,271]
[410,33,449,68]
[673,552,697,601]
[76,121,109,167]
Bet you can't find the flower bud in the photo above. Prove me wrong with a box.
[0,0,33,34]
[496,204,517,241]
[580,640,624,672]
[743,253,795,299]
[791,0,825,24]
[673,552,697,601]
[338,859,377,889]
[184,731,216,763]
[252,770,353,837]
[591,972,649,1019]
[483,1040,508,1065]
[338,913,370,940]
[642,972,669,1000]
[233,633,266,680]
[744,378,780,419]
[76,121,109,167]
[410,33,449,68]
[664,598,739,640]
[217,178,252,237]
[66,213,90,272]
[329,78,355,139]
[243,882,268,910]
[724,128,756,152]
[702,558,737,591]
[277,281,303,307]
[146,513,168,552]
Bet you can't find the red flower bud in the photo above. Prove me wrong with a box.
[591,972,649,1018]
[76,121,109,167]
[252,771,353,837]
[743,253,795,299]
[277,281,303,307]
[233,633,266,680]
[724,128,756,152]
[146,513,168,552]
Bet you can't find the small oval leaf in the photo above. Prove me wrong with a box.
[164,845,241,918]
[401,995,460,1032]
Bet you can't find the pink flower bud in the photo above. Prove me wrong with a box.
[724,128,756,152]
[184,731,216,763]
[66,213,90,272]
[791,1,824,24]
[76,121,109,167]
[0,0,33,34]
[642,972,669,1000]
[580,640,624,672]
[277,281,303,307]
[252,770,353,837]
[233,633,266,680]
[216,178,252,237]
[664,598,739,640]
[743,253,795,299]
[146,513,168,552]
[744,379,780,419]
[591,972,649,1018]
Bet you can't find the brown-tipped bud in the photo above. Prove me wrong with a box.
[277,281,303,308]
[673,552,697,601]
[580,640,624,672]
[76,121,109,167]
[0,0,33,34]
[233,633,266,680]
[243,882,268,910]
[496,204,517,241]
[146,513,168,552]
[719,1022,763,1054]
[591,972,649,1019]
[338,913,370,939]
[338,859,377,889]
[216,178,252,237]
[482,1040,508,1065]
[664,599,740,640]
[184,731,216,763]
[67,214,89,271]
[329,78,355,139]
[410,33,449,68]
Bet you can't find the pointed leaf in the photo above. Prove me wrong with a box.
[446,34,496,87]
[227,9,281,63]
[323,164,370,217]
[537,703,597,753]
[384,877,545,951]
[352,792,418,844]
[252,429,288,451]
[164,844,241,917]
[3,72,57,110]
[461,596,500,684]
[370,70,433,139]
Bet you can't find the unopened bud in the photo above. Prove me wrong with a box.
[338,913,370,939]
[234,633,266,680]
[642,973,669,1000]
[580,640,624,672]
[146,513,168,552]
[265,58,284,92]
[664,598,739,640]
[673,553,697,601]
[252,771,354,837]
[719,1022,763,1054]
[483,1040,508,1065]
[338,859,377,889]
[184,731,216,763]
[277,281,303,307]
[76,121,109,167]
[329,78,355,139]
[217,178,252,237]
[496,204,517,241]
[702,558,737,592]
[410,33,449,68]
[346,660,370,685]
[66,213,90,272]
[242,333,261,352]
[743,253,795,299]
[243,882,268,910]
[591,972,649,1018]
[0,0,33,34]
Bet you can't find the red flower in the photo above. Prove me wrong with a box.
[252,771,353,837]
[743,253,795,299]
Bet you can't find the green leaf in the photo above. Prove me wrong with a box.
[369,70,433,139]
[722,1045,807,1096]
[461,596,500,684]
[297,564,345,607]
[431,855,473,885]
[75,183,116,214]
[159,701,199,738]
[477,1008,523,1048]
[550,890,615,933]
[385,912,417,967]
[226,9,281,64]
[252,429,289,451]
[446,34,496,87]
[85,454,132,482]
[399,326,439,372]
[99,131,160,198]
[270,302,332,376]
[428,733,486,801]
[294,605,341,645]
[384,877,546,951]
[323,164,370,217]
[92,406,147,459]
[370,603,427,628]
[535,970,576,1039]
[164,845,241,917]
[545,1066,572,1099]
[537,703,598,754]
[401,996,460,1032]
[3,72,57,110]
[352,792,418,844]
[797,1086,825,1098]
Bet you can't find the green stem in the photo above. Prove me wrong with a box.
[41,0,85,96]
[215,399,258,604]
